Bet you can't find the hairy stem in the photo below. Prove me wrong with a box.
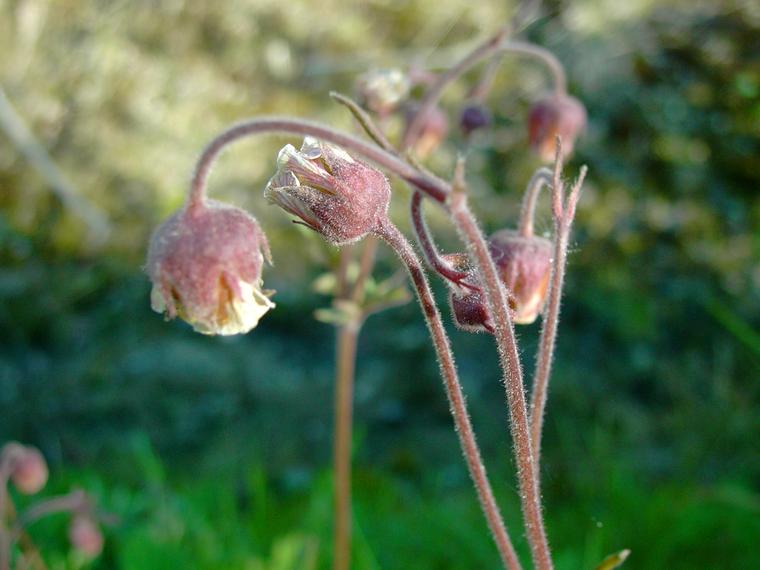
[188,117,450,209]
[403,31,567,150]
[410,191,472,286]
[374,219,522,570]
[518,167,553,237]
[0,477,9,570]
[448,187,553,570]
[333,321,359,570]
[529,152,587,467]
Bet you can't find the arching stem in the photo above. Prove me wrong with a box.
[187,117,450,210]
[374,219,522,570]
[410,191,474,288]
[529,143,587,468]
[518,167,553,237]
[403,30,567,151]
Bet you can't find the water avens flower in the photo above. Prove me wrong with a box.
[355,68,410,115]
[147,199,274,335]
[2,443,48,495]
[443,253,494,333]
[403,104,449,158]
[69,514,104,558]
[528,93,586,162]
[489,230,553,324]
[265,137,391,246]
[459,103,492,136]
[444,231,553,332]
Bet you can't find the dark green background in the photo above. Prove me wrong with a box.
[1,1,758,568]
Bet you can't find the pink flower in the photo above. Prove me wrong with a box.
[147,200,274,335]
[528,93,587,162]
[265,137,391,246]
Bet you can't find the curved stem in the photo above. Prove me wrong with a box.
[448,188,553,570]
[188,117,450,209]
[529,154,587,468]
[374,219,522,570]
[518,167,553,237]
[403,32,567,150]
[410,192,472,287]
[333,321,359,570]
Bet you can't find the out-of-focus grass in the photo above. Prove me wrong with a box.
[1,0,759,568]
[12,436,760,570]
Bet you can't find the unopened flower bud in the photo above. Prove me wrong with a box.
[147,200,274,335]
[489,230,553,324]
[3,444,48,495]
[404,104,449,158]
[459,103,492,136]
[443,231,553,331]
[265,137,391,246]
[69,515,104,558]
[355,69,410,115]
[443,254,493,334]
[527,93,586,162]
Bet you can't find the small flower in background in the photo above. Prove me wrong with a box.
[528,93,586,162]
[1,442,49,495]
[404,104,449,158]
[147,200,274,335]
[355,68,411,115]
[443,231,553,332]
[459,103,492,137]
[68,514,104,558]
[265,137,391,246]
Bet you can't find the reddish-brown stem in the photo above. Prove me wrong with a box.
[0,469,10,570]
[518,167,553,237]
[403,32,567,151]
[529,147,587,468]
[187,117,450,210]
[14,490,89,530]
[410,191,474,287]
[448,188,553,570]
[374,219,522,570]
[333,320,359,570]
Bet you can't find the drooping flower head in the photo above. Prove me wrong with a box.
[403,103,449,158]
[528,93,586,162]
[147,200,274,335]
[489,230,553,324]
[265,137,392,246]
[443,253,493,334]
[1,442,48,495]
[459,103,492,137]
[355,68,411,115]
[69,514,104,558]
[443,231,553,332]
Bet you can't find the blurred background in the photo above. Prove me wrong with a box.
[1,0,759,568]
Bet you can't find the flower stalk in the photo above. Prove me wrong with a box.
[529,142,587,467]
[374,219,522,570]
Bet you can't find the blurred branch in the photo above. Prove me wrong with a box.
[0,87,110,247]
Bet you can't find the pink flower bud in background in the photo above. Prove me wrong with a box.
[443,253,493,334]
[459,103,492,136]
[527,93,586,162]
[489,230,553,325]
[404,104,449,159]
[146,200,274,335]
[1,443,49,495]
[355,69,411,115]
[68,514,104,558]
[265,137,391,246]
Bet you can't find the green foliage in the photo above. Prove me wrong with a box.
[1,0,759,568]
